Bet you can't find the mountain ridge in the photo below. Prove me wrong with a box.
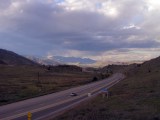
[26,56,96,66]
[0,49,38,66]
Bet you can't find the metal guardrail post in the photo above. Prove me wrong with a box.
[27,112,32,120]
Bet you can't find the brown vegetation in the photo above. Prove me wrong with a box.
[0,65,109,105]
[54,56,160,120]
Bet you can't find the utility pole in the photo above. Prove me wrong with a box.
[38,72,40,84]
[37,72,43,91]
[37,72,41,88]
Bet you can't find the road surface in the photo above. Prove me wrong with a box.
[0,73,125,120]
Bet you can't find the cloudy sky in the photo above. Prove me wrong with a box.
[0,0,160,63]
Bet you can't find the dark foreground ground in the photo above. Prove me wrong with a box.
[54,68,160,120]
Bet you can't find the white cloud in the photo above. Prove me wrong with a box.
[146,0,160,11]
[0,0,160,63]
[123,24,141,30]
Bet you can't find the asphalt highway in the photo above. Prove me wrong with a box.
[0,73,125,120]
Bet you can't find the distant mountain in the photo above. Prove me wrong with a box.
[26,56,59,66]
[0,49,38,65]
[26,56,96,65]
[54,56,96,65]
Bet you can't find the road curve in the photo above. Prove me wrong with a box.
[0,73,125,120]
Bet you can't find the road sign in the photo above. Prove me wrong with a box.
[101,88,108,92]
[101,88,109,98]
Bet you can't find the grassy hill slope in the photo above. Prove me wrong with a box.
[55,56,160,120]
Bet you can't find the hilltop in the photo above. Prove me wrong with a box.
[0,60,7,65]
[0,49,38,66]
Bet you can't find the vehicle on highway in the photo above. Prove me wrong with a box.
[70,93,78,96]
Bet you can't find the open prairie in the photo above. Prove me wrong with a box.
[0,65,107,105]
[55,59,160,120]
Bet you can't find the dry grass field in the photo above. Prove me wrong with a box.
[0,65,107,105]
[54,59,160,120]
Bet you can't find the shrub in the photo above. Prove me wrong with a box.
[92,77,98,82]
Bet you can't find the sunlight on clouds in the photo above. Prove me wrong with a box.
[106,7,117,17]
[57,0,119,17]
[90,48,160,64]
[99,7,118,17]
[147,0,160,11]
[47,49,87,58]
[59,0,95,11]
[98,1,118,17]
[2,1,23,16]
[11,2,20,8]
[123,24,141,30]
[47,54,53,59]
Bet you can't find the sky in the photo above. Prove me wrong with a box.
[0,0,160,63]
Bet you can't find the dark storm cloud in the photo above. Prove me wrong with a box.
[65,37,160,51]
[0,0,160,59]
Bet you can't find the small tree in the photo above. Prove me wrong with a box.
[92,76,98,82]
[47,66,51,71]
